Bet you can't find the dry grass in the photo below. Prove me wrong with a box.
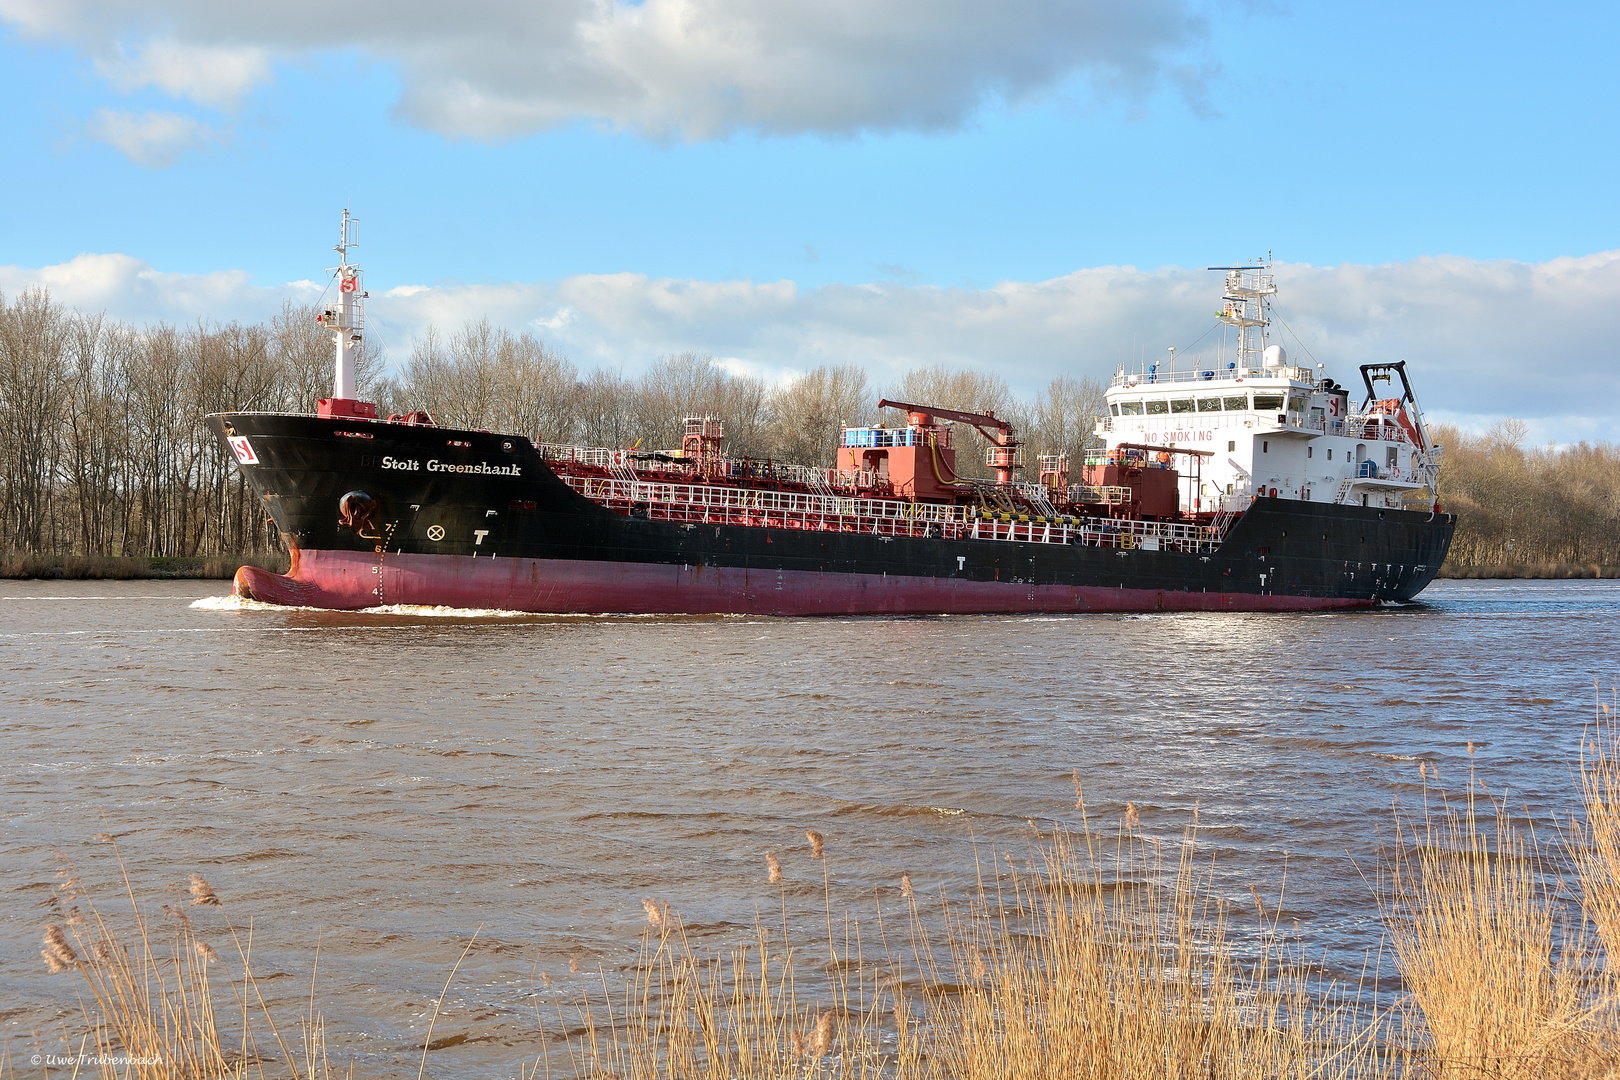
[916,823,1385,1080]
[0,552,289,580]
[1436,563,1620,580]
[25,836,343,1080]
[1379,739,1620,1079]
[526,812,1389,1080]
[533,916,888,1080]
[1381,782,1591,1077]
[1577,695,1620,968]
[23,728,1620,1080]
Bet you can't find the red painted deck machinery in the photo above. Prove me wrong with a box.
[539,400,1223,546]
[836,399,1024,498]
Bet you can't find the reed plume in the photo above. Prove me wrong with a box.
[766,852,783,884]
[807,1011,834,1057]
[42,924,78,970]
[806,830,825,858]
[900,873,913,899]
[188,874,221,906]
[642,897,671,928]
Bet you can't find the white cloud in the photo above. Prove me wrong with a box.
[3,250,1617,444]
[93,39,271,108]
[83,108,222,166]
[0,253,285,322]
[0,0,1208,140]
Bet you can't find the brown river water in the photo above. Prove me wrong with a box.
[2,578,1617,1075]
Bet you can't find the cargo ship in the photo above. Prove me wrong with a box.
[207,216,1454,614]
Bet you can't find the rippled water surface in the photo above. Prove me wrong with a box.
[3,579,1617,1074]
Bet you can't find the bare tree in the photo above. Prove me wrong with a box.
[573,368,636,449]
[632,352,772,457]
[767,364,872,467]
[273,301,335,414]
[0,290,71,553]
[1024,375,1108,469]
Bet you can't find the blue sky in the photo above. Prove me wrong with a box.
[1,0,1617,439]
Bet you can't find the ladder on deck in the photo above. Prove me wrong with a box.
[608,451,639,486]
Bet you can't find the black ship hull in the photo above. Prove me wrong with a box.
[208,413,1456,614]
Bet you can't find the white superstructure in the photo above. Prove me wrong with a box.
[1095,261,1442,514]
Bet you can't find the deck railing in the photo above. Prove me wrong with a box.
[556,475,1223,554]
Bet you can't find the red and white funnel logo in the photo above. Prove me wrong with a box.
[228,436,259,465]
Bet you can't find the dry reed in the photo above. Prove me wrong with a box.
[30,839,345,1080]
[1577,692,1620,968]
[29,721,1620,1080]
[1381,764,1616,1078]
[529,907,890,1080]
[907,818,1385,1080]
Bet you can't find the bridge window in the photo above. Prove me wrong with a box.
[1146,400,1170,415]
[1119,401,1144,416]
[1253,393,1285,411]
[1223,395,1247,410]
[1170,398,1195,414]
[1197,397,1222,412]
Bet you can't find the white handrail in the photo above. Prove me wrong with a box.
[558,474,1222,554]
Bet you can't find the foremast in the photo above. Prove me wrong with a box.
[317,208,377,419]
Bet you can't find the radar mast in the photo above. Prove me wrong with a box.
[1211,258,1274,372]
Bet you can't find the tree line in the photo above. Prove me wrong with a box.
[0,290,1105,561]
[1432,420,1620,572]
[8,287,1607,573]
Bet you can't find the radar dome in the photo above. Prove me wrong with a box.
[1262,344,1287,368]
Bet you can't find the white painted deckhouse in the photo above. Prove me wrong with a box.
[1095,261,1443,516]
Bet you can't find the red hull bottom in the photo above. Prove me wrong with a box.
[235,550,1375,615]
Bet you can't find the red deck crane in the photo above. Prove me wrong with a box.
[876,399,1025,485]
